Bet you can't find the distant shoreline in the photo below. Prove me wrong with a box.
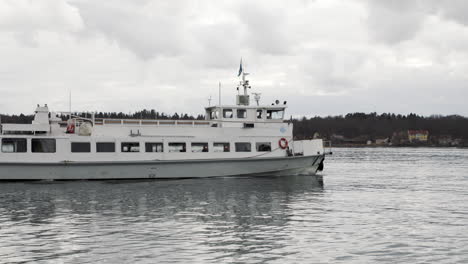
[330,145,467,149]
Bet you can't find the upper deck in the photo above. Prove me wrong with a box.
[1,66,290,137]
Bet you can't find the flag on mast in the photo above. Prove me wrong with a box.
[238,58,243,77]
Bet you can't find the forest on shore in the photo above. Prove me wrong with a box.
[2,110,468,146]
[293,113,468,139]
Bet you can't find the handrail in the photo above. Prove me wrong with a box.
[94,118,212,127]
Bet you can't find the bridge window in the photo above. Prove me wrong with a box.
[97,142,115,152]
[32,139,56,153]
[223,109,233,118]
[169,142,186,152]
[213,142,230,152]
[71,142,91,153]
[145,142,163,153]
[257,110,263,119]
[237,109,247,119]
[192,142,208,152]
[121,142,140,152]
[1,138,27,153]
[267,110,284,120]
[210,110,218,119]
[256,142,272,152]
[235,142,251,152]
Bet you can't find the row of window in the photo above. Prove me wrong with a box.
[210,109,284,120]
[1,138,272,153]
[1,138,55,153]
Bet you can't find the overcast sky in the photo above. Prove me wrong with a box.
[1,0,467,117]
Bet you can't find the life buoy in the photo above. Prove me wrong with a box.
[66,123,75,134]
[278,138,288,149]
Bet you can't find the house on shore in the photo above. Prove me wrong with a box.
[408,130,429,143]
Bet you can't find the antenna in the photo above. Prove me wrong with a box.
[69,90,72,119]
[218,81,222,106]
[253,93,261,106]
[208,95,212,106]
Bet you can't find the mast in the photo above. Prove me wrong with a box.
[236,59,251,106]
[218,81,221,106]
[241,64,249,96]
[69,90,72,120]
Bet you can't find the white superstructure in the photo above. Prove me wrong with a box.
[0,69,325,180]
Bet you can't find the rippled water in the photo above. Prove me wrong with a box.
[0,148,467,263]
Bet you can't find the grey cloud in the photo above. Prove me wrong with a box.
[299,49,367,93]
[72,0,296,60]
[188,23,243,69]
[289,67,468,117]
[427,0,468,26]
[238,2,292,55]
[0,0,83,46]
[71,1,189,60]
[364,0,468,45]
[365,0,426,44]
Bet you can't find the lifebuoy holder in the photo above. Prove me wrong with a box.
[278,138,288,149]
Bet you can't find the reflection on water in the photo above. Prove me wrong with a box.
[1,148,468,263]
[0,176,324,263]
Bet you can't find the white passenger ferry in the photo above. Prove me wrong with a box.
[0,71,326,180]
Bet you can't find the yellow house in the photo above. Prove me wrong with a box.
[408,130,429,142]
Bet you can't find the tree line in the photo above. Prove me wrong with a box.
[293,112,468,140]
[0,109,204,124]
[85,109,205,120]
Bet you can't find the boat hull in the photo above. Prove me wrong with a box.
[0,155,324,180]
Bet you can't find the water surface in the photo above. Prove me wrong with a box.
[0,148,467,263]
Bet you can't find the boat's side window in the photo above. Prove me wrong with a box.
[237,109,247,119]
[256,142,272,152]
[96,142,115,152]
[257,110,263,119]
[32,139,56,153]
[235,142,251,152]
[1,138,27,153]
[169,142,186,152]
[71,142,91,153]
[145,142,163,153]
[191,142,208,152]
[121,142,140,152]
[223,109,233,118]
[267,110,284,120]
[213,142,230,152]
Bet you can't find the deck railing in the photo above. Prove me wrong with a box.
[94,118,212,127]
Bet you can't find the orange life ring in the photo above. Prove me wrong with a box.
[279,138,288,149]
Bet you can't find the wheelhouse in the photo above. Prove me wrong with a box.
[205,106,286,122]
